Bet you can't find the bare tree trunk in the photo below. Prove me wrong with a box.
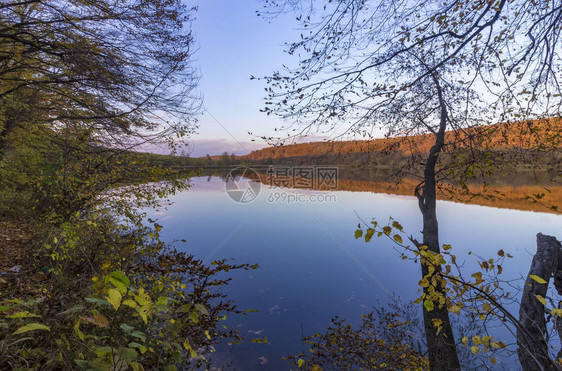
[414,74,461,370]
[517,233,562,371]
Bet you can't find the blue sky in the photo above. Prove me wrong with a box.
[183,0,302,157]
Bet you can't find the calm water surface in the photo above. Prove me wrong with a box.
[145,176,562,370]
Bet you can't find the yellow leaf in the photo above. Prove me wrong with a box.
[74,319,84,340]
[450,305,461,314]
[471,272,483,284]
[123,299,137,308]
[134,287,151,307]
[471,346,479,355]
[393,234,402,244]
[535,294,547,306]
[106,288,122,311]
[13,323,50,335]
[529,275,547,284]
[483,303,492,312]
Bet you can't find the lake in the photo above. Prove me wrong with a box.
[145,170,562,370]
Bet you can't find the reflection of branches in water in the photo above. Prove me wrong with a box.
[284,297,503,370]
[284,298,427,370]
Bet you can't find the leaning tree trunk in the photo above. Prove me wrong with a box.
[414,74,461,370]
[517,233,562,371]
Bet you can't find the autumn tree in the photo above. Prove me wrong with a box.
[0,0,200,156]
[0,0,203,220]
[260,0,562,369]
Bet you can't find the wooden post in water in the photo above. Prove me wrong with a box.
[517,233,562,371]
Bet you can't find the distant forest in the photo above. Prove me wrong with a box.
[241,119,561,165]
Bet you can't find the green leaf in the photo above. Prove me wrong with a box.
[194,303,209,316]
[131,331,146,342]
[94,346,113,357]
[178,303,193,313]
[529,275,547,284]
[391,221,403,231]
[354,229,363,239]
[75,359,90,368]
[129,341,145,349]
[190,311,199,324]
[12,323,50,335]
[120,323,135,333]
[57,305,85,316]
[297,359,304,367]
[108,271,130,294]
[7,311,41,319]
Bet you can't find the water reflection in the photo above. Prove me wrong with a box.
[202,166,561,213]
[146,176,562,370]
